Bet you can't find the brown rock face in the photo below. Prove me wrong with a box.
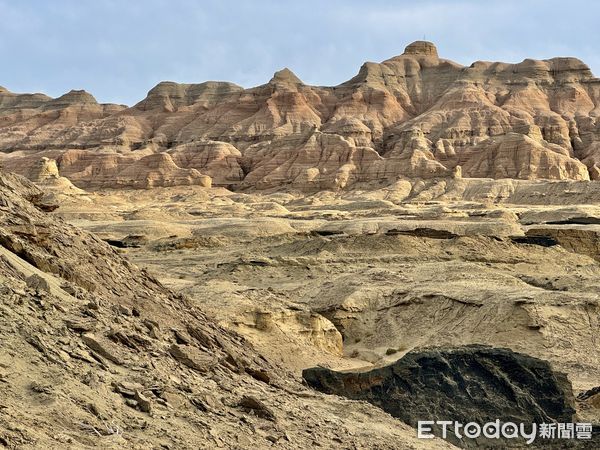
[461,133,590,180]
[402,40,438,57]
[1,41,600,190]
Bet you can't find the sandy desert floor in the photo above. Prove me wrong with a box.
[45,180,600,412]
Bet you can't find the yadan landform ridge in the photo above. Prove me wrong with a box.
[1,41,599,190]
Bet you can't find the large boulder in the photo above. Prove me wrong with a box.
[303,345,582,447]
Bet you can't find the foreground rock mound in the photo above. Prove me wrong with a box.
[303,345,583,448]
[0,171,450,449]
[2,41,600,189]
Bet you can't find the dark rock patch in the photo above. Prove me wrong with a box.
[103,234,147,248]
[525,228,600,261]
[546,217,600,225]
[386,228,458,239]
[303,345,580,448]
[511,235,558,247]
[311,230,346,237]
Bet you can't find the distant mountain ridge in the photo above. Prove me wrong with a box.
[1,41,599,190]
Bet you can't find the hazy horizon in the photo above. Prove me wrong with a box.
[2,0,599,105]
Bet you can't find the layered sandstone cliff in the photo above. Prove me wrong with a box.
[1,41,599,189]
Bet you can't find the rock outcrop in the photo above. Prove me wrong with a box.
[27,156,60,182]
[1,41,600,189]
[303,345,582,448]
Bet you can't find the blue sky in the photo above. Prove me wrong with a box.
[1,0,598,105]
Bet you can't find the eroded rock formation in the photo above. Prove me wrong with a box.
[1,41,600,189]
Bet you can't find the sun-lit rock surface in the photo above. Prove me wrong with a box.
[1,41,600,190]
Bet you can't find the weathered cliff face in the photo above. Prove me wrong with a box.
[1,41,600,189]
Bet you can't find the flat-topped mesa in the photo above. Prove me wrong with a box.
[546,57,595,81]
[146,81,243,98]
[136,81,243,111]
[0,88,53,110]
[44,89,98,109]
[402,40,439,58]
